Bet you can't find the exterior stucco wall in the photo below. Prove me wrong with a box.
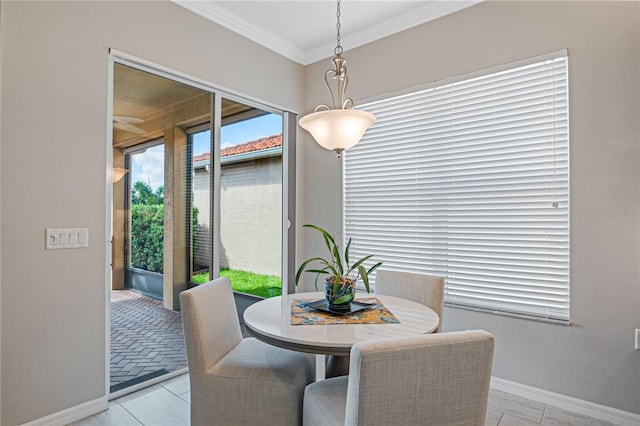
[193,156,283,277]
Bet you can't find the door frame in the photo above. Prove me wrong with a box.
[105,49,298,398]
[122,139,165,300]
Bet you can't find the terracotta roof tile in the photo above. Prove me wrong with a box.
[193,152,210,162]
[222,133,282,157]
[193,134,282,163]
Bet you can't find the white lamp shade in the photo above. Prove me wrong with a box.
[299,109,376,152]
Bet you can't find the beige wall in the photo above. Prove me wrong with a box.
[1,0,639,424]
[0,1,303,424]
[300,0,640,414]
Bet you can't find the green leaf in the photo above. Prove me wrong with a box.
[297,224,382,294]
[344,238,352,268]
[333,294,353,304]
[349,255,374,274]
[304,224,343,274]
[367,261,383,276]
[359,265,370,293]
[295,257,335,285]
[306,269,330,275]
[331,275,342,295]
[333,243,343,275]
[304,224,337,251]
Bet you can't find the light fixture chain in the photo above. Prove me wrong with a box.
[335,0,343,56]
[299,0,376,158]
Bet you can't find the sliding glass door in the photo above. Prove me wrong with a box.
[189,99,285,298]
[110,58,296,393]
[112,62,296,304]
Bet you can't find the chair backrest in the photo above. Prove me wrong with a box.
[346,330,494,426]
[179,277,243,377]
[375,269,444,331]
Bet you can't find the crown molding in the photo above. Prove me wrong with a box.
[172,1,483,66]
[172,0,308,64]
[306,0,483,64]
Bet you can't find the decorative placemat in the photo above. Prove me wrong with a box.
[291,297,400,325]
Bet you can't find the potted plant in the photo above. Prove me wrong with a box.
[295,224,382,312]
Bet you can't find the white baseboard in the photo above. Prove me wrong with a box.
[20,396,108,426]
[491,376,640,426]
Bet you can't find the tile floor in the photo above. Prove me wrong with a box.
[70,372,617,426]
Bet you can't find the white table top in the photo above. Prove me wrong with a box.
[243,292,440,356]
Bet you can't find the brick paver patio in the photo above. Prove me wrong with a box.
[110,290,188,391]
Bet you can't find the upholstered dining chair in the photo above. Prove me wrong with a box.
[180,277,315,426]
[303,330,494,426]
[375,269,445,332]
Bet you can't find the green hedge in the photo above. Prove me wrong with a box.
[130,204,164,273]
[129,182,200,274]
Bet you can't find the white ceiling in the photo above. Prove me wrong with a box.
[172,0,482,65]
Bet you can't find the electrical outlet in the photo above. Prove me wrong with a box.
[636,329,640,350]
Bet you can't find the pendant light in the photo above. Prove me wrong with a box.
[298,0,376,158]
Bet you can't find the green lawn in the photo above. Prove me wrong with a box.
[192,269,282,298]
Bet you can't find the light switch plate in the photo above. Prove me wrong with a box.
[635,329,640,350]
[46,228,89,249]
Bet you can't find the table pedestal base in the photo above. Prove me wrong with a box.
[326,355,350,378]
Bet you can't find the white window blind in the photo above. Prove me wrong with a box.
[344,51,570,322]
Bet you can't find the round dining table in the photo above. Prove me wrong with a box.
[243,291,440,357]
